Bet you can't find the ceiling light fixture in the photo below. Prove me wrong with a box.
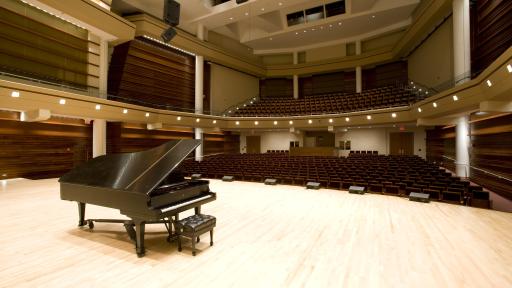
[11,91,20,98]
[308,119,312,124]
[289,120,293,125]
[177,116,181,121]
[59,99,66,105]
[453,95,459,101]
[278,2,283,6]
[254,121,259,125]
[433,102,437,108]
[391,113,397,118]
[236,121,240,125]
[213,120,217,124]
[273,121,278,125]
[145,112,150,117]
[123,109,128,114]
[507,64,512,73]
[196,118,200,123]
[245,12,249,16]
[329,118,333,123]
[229,17,233,20]
[418,107,422,113]
[345,117,350,122]
[95,104,101,110]
[269,37,273,40]
[486,80,492,87]
[367,115,372,120]
[261,8,265,11]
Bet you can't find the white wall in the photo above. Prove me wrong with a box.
[210,63,259,114]
[335,127,426,158]
[306,44,346,62]
[408,16,453,88]
[240,131,303,153]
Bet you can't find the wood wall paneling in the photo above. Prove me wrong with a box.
[0,116,91,180]
[470,0,512,77]
[259,78,293,99]
[108,37,196,111]
[363,61,408,90]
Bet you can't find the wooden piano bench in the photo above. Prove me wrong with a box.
[175,214,216,256]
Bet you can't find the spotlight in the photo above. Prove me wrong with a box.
[391,113,397,118]
[273,121,278,125]
[453,95,458,101]
[486,80,492,87]
[433,102,437,108]
[418,107,422,113]
[161,27,177,42]
[59,99,66,105]
[11,91,20,98]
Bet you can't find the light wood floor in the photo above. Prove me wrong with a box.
[1,178,511,288]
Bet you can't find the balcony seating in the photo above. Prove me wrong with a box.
[232,86,420,117]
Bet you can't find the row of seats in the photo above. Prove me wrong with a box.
[180,153,490,208]
[232,86,422,117]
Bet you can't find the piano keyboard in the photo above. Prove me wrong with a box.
[160,195,213,213]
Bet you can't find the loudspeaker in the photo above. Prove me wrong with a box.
[264,178,277,185]
[236,0,249,4]
[191,174,202,180]
[306,182,320,189]
[348,185,365,194]
[222,176,234,182]
[409,192,430,203]
[163,0,180,26]
[161,27,177,42]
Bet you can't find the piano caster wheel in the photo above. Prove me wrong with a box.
[192,251,196,256]
[210,242,213,247]
[88,220,94,229]
[137,253,144,258]
[178,247,182,252]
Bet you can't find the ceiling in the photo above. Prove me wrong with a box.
[112,0,422,54]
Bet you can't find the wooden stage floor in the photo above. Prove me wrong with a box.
[0,178,511,287]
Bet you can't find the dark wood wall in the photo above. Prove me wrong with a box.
[426,114,512,200]
[362,61,408,90]
[469,113,512,200]
[470,0,512,77]
[426,126,456,172]
[259,78,293,99]
[0,5,89,89]
[300,71,355,97]
[0,112,92,180]
[108,37,209,112]
[107,122,239,156]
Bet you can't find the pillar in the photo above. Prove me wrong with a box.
[92,38,108,157]
[355,40,362,93]
[453,0,471,84]
[455,116,470,178]
[195,24,205,161]
[293,51,299,99]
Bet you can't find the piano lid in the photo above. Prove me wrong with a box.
[59,139,200,194]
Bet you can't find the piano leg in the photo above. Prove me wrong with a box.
[134,220,146,257]
[77,202,86,226]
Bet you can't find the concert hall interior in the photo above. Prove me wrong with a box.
[1,0,512,287]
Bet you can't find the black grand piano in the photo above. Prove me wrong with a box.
[59,139,216,257]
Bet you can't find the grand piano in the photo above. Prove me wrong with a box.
[59,139,216,257]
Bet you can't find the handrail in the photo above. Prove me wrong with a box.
[441,155,512,183]
[0,70,226,116]
[221,94,259,116]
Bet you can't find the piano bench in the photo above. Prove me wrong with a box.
[176,214,216,256]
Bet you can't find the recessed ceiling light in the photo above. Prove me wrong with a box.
[236,121,240,125]
[329,118,333,123]
[213,120,217,124]
[329,24,332,28]
[391,113,397,118]
[245,12,249,16]
[507,64,512,73]
[426,91,429,95]
[278,2,283,6]
[59,99,66,105]
[295,32,299,35]
[308,119,312,124]
[123,109,128,114]
[289,120,293,125]
[95,104,101,110]
[254,121,259,125]
[418,107,422,112]
[177,116,181,121]
[303,30,307,33]
[345,117,350,122]
[453,95,459,101]
[410,81,414,85]
[486,80,492,87]
[261,8,265,11]
[229,17,233,20]
[11,91,20,98]
[372,15,376,18]
[145,112,150,117]
[338,22,341,25]
[433,102,438,108]
[196,118,200,122]
[269,37,273,40]
[311,28,315,31]
[273,121,278,125]
[367,115,372,120]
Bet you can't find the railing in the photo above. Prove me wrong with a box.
[221,94,260,117]
[408,71,473,99]
[441,155,512,183]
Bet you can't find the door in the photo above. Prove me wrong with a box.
[246,136,261,153]
[390,132,414,155]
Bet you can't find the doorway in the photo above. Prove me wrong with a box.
[246,136,261,153]
[390,132,414,155]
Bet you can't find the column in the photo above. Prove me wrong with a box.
[355,40,362,93]
[92,38,108,158]
[453,0,471,84]
[293,51,299,99]
[195,24,205,161]
[455,116,470,178]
